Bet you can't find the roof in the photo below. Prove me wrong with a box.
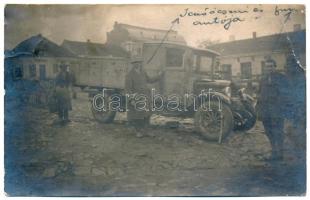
[143,41,220,56]
[114,22,186,44]
[6,34,75,58]
[117,23,176,34]
[61,40,129,58]
[208,30,305,57]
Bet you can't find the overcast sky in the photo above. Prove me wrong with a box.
[4,4,305,49]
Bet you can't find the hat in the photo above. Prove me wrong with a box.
[131,57,143,63]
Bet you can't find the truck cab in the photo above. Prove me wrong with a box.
[142,42,223,97]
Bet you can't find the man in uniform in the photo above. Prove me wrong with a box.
[285,52,306,161]
[55,63,72,124]
[125,57,163,137]
[257,58,289,161]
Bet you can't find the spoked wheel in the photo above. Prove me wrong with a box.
[91,93,116,123]
[194,101,234,142]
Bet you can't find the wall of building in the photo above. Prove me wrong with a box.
[6,57,77,81]
[219,52,287,81]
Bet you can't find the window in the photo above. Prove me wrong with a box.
[240,62,252,79]
[29,64,36,78]
[53,64,58,74]
[123,42,143,56]
[221,64,232,80]
[166,48,184,67]
[13,65,23,80]
[193,54,198,69]
[199,56,213,73]
[39,64,46,80]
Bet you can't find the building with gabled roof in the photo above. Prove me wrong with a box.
[106,21,186,57]
[5,34,77,83]
[6,34,75,58]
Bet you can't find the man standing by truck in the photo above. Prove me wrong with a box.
[125,57,163,137]
[256,58,289,161]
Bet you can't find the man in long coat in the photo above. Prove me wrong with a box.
[256,58,289,161]
[55,63,72,124]
[285,52,306,161]
[125,57,163,137]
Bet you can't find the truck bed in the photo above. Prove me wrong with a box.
[72,57,129,89]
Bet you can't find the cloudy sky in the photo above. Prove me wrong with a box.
[4,4,305,49]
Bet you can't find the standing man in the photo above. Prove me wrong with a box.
[125,57,163,137]
[285,52,306,161]
[55,63,72,124]
[256,58,289,161]
[68,66,77,99]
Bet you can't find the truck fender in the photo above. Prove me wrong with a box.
[196,91,231,107]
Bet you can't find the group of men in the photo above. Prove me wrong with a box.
[54,51,306,163]
[124,53,306,162]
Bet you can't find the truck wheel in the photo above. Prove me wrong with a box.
[90,94,116,123]
[194,101,234,141]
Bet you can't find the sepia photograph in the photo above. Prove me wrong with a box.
[3,3,306,196]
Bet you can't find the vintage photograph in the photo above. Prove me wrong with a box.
[4,4,306,196]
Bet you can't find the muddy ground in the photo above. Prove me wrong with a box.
[4,91,306,196]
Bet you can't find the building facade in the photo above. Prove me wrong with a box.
[106,21,186,57]
[208,30,306,82]
[5,34,76,82]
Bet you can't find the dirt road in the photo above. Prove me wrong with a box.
[4,92,306,196]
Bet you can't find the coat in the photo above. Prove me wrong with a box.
[256,71,290,120]
[55,71,72,111]
[287,68,306,122]
[125,68,161,121]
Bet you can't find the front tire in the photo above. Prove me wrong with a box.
[194,101,234,141]
[233,100,256,131]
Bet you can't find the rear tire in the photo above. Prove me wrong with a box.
[194,101,234,141]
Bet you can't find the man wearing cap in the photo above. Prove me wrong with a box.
[125,57,163,137]
[55,63,72,124]
[256,57,289,161]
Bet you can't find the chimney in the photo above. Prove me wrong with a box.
[252,32,257,39]
[229,35,235,41]
[293,24,301,32]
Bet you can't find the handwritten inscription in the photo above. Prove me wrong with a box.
[179,8,249,17]
[274,5,298,22]
[177,5,299,30]
[193,17,244,30]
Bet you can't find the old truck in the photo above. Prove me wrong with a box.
[72,42,256,142]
